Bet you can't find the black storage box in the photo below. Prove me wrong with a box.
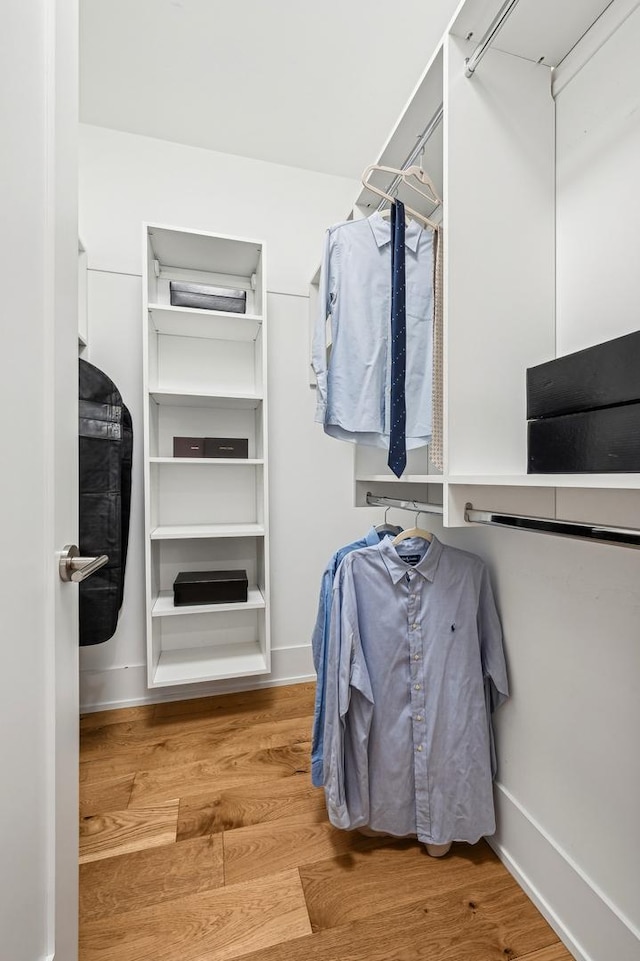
[527,329,640,420]
[169,281,247,314]
[173,570,248,606]
[203,437,249,459]
[528,403,640,473]
[173,436,204,458]
[527,329,640,473]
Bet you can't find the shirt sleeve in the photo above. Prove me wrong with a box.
[310,563,334,788]
[311,566,332,673]
[477,564,509,778]
[478,564,509,710]
[311,228,337,424]
[322,557,373,829]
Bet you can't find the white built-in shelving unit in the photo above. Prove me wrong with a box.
[311,0,640,531]
[143,223,270,687]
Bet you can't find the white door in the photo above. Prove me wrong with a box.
[1,2,79,960]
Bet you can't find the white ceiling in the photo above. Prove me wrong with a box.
[79,0,460,179]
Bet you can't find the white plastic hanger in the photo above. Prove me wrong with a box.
[392,510,433,545]
[361,161,441,230]
[375,505,403,537]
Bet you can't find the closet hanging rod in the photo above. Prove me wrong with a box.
[464,504,640,549]
[464,0,522,78]
[377,104,444,213]
[366,493,444,516]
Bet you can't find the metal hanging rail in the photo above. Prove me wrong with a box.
[464,505,640,550]
[366,492,444,516]
[464,0,522,78]
[377,104,444,213]
[366,493,640,548]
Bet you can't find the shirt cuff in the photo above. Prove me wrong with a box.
[325,793,351,829]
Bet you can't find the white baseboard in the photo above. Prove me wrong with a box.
[79,644,315,713]
[490,782,640,961]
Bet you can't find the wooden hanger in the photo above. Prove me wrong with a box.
[392,511,433,544]
[361,162,441,230]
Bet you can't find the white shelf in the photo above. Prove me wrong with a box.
[152,642,269,686]
[148,225,263,277]
[450,0,612,68]
[152,587,266,617]
[150,457,264,466]
[447,474,640,490]
[357,474,444,484]
[150,523,265,540]
[149,389,262,409]
[149,304,262,342]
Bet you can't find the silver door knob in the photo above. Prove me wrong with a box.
[59,544,109,583]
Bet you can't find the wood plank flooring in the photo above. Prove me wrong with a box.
[79,681,575,961]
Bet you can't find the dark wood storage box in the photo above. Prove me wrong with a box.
[527,329,640,419]
[528,403,640,473]
[203,437,249,459]
[169,281,247,314]
[173,436,204,457]
[173,570,249,606]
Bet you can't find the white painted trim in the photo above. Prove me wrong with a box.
[489,782,640,961]
[80,644,315,712]
[80,671,315,713]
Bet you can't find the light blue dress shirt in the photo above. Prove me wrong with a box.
[312,212,434,449]
[310,526,383,787]
[323,535,509,845]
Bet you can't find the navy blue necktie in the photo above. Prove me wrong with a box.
[388,200,407,478]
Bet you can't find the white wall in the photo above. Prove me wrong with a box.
[78,124,381,709]
[79,124,358,295]
[556,3,640,356]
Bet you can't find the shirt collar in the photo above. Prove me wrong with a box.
[364,526,382,547]
[367,211,423,253]
[377,534,443,584]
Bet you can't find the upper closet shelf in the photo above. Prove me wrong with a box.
[148,304,262,342]
[447,474,640,490]
[449,0,613,68]
[148,224,263,277]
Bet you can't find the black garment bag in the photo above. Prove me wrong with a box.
[78,359,133,645]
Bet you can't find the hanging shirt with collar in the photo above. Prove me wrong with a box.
[323,535,509,845]
[310,526,385,788]
[312,212,434,449]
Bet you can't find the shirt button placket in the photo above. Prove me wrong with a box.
[408,572,429,836]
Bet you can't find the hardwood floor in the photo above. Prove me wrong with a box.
[79,681,575,961]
